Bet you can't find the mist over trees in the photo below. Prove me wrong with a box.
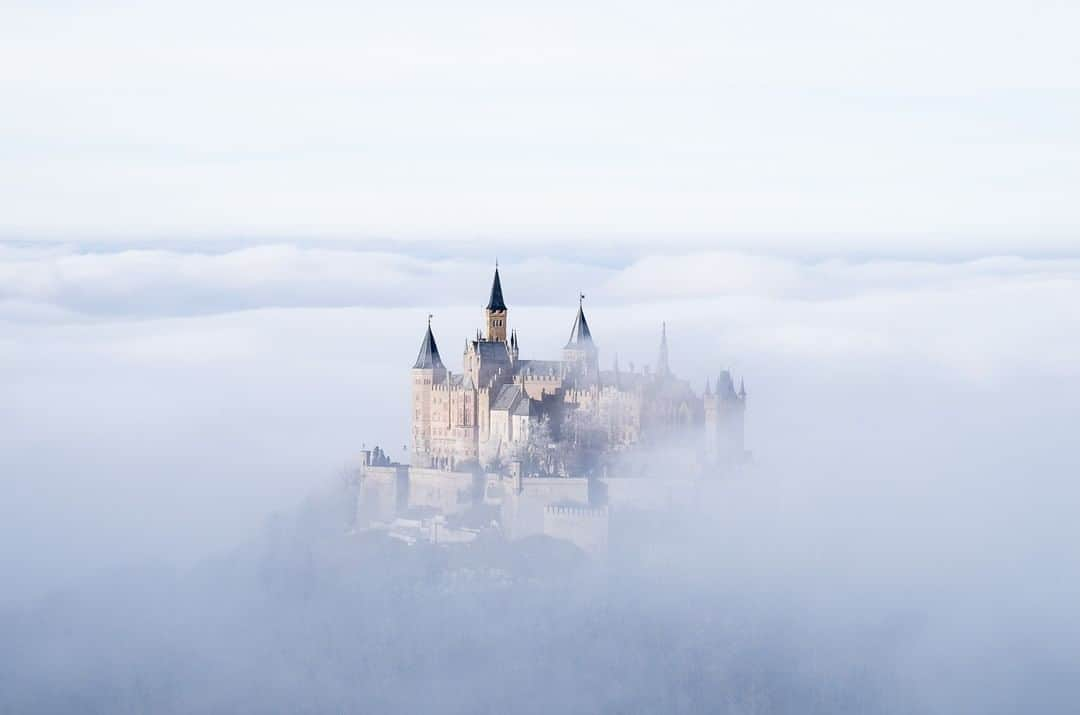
[5,413,1080,715]
[0,485,908,714]
[4,245,1080,713]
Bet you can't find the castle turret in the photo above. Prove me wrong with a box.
[703,369,746,467]
[411,318,447,465]
[484,265,508,342]
[562,294,598,383]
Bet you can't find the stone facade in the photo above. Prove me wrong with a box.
[358,267,751,555]
[409,267,748,473]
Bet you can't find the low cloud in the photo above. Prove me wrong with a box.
[2,241,1079,711]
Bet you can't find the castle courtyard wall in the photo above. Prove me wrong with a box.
[407,467,477,514]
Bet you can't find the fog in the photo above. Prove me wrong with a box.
[2,241,1079,712]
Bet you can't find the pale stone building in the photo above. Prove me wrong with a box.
[409,267,747,473]
[361,266,750,554]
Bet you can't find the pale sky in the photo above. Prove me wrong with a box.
[2,0,1079,251]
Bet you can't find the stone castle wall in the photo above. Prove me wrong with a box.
[357,464,409,525]
[407,467,477,514]
[500,477,590,539]
[543,504,609,556]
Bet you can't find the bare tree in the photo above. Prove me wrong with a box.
[515,415,565,476]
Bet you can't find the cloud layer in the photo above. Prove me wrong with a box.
[3,241,1079,711]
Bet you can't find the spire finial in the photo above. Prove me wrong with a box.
[579,292,585,307]
[428,313,433,327]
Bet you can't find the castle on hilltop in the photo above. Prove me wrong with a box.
[410,266,746,475]
[357,266,750,554]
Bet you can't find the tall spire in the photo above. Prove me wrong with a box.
[486,265,507,311]
[657,321,670,377]
[412,319,445,369]
[565,295,593,347]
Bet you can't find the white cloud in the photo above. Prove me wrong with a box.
[3,243,1079,380]
[3,242,1078,605]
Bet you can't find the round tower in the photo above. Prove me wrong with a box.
[411,318,446,465]
[562,294,599,384]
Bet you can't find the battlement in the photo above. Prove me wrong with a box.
[544,503,608,519]
[542,502,609,555]
[521,372,562,382]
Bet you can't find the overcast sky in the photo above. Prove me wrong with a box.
[2,0,1079,251]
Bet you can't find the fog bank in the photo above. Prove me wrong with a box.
[2,242,1078,712]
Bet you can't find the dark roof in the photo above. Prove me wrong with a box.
[486,267,507,311]
[491,384,521,411]
[448,373,473,389]
[565,305,594,348]
[412,324,445,369]
[475,340,511,363]
[512,398,531,416]
[515,359,562,377]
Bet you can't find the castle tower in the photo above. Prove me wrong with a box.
[563,294,599,383]
[484,265,508,342]
[703,370,746,466]
[411,318,446,465]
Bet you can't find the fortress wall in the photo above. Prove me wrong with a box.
[543,505,609,556]
[357,465,408,525]
[500,477,590,539]
[407,467,476,514]
[522,374,563,400]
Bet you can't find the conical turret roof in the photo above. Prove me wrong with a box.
[486,267,507,311]
[412,322,445,369]
[565,303,594,348]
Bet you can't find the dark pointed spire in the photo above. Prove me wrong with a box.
[412,319,445,369]
[486,265,507,311]
[657,321,670,376]
[565,295,594,348]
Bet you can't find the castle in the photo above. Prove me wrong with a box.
[357,266,748,554]
[410,266,747,475]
